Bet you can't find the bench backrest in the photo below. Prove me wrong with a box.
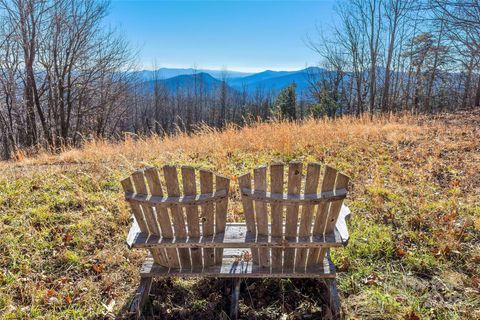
[121,166,230,270]
[238,162,349,271]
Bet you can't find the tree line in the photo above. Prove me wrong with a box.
[0,0,134,159]
[307,0,480,116]
[0,0,479,159]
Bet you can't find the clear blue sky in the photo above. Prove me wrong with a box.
[106,0,337,72]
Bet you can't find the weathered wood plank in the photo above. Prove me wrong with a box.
[215,174,230,265]
[254,166,270,268]
[181,166,203,269]
[200,170,215,266]
[163,166,191,269]
[130,224,343,248]
[181,166,201,237]
[238,173,256,233]
[215,175,230,233]
[317,172,349,265]
[121,177,148,233]
[322,251,341,319]
[239,188,347,204]
[308,166,337,267]
[132,171,160,235]
[284,162,302,269]
[124,189,227,207]
[144,167,179,268]
[144,168,178,267]
[131,171,165,265]
[253,166,269,236]
[238,173,258,265]
[129,276,153,318]
[230,278,242,320]
[325,173,350,234]
[316,171,345,265]
[139,249,336,278]
[323,277,341,320]
[270,163,284,271]
[199,170,215,236]
[296,163,321,271]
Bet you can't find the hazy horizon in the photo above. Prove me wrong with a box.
[133,65,312,73]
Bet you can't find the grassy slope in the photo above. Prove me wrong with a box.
[0,112,479,319]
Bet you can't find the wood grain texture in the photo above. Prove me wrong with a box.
[324,173,350,234]
[284,162,303,269]
[181,166,202,269]
[254,166,270,267]
[129,223,343,248]
[316,172,350,265]
[308,166,337,268]
[238,188,346,204]
[200,169,215,266]
[125,190,227,207]
[143,169,171,237]
[122,176,167,266]
[238,173,256,233]
[296,163,321,271]
[238,173,258,264]
[181,167,200,237]
[253,166,269,235]
[128,276,153,318]
[121,177,148,233]
[131,171,165,266]
[163,166,191,269]
[132,171,160,235]
[215,174,230,265]
[313,166,338,234]
[139,248,336,278]
[269,163,284,271]
[144,168,179,268]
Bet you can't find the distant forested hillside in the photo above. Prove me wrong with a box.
[0,0,479,160]
[137,67,322,97]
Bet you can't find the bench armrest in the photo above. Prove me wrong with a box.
[335,204,351,246]
[126,216,141,249]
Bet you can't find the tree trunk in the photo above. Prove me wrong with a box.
[381,11,399,113]
[461,60,474,109]
[474,74,480,107]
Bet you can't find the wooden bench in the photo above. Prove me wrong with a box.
[122,162,351,319]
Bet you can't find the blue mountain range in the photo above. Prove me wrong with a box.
[143,72,222,93]
[133,68,253,81]
[136,67,324,96]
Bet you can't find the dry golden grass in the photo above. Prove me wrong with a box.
[4,113,424,169]
[0,111,479,319]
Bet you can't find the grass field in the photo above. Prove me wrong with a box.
[0,111,479,319]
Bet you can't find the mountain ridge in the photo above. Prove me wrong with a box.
[133,68,254,81]
[138,66,324,96]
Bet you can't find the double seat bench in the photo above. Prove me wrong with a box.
[122,162,351,319]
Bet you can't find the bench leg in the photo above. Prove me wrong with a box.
[229,278,242,320]
[323,278,341,320]
[129,277,153,319]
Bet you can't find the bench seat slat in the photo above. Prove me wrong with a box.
[139,249,336,278]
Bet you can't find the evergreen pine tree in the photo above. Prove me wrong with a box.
[274,82,297,120]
